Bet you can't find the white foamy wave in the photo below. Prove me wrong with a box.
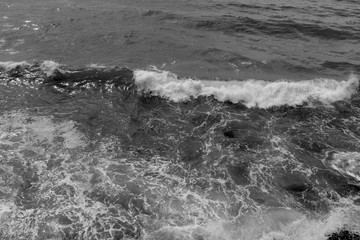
[0,60,62,76]
[40,60,62,76]
[134,70,359,108]
[0,61,30,71]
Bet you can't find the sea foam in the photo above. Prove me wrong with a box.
[0,61,30,71]
[134,70,359,108]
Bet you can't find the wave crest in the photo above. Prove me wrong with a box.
[134,70,359,108]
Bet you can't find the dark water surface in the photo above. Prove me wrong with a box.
[1,0,360,79]
[0,0,360,240]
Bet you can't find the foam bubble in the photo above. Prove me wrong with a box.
[134,70,359,108]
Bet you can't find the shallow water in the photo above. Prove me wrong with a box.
[0,0,360,240]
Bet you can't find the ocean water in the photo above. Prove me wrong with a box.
[0,0,360,240]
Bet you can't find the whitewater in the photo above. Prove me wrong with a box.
[134,69,359,108]
[1,0,360,239]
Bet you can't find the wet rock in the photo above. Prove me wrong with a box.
[327,229,360,240]
[227,163,250,185]
[179,137,203,164]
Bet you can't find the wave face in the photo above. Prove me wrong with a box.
[135,69,359,108]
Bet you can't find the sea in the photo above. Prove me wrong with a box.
[0,0,360,239]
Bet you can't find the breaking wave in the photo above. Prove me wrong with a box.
[134,69,359,108]
[1,61,359,108]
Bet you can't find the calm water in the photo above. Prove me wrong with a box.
[0,0,360,239]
